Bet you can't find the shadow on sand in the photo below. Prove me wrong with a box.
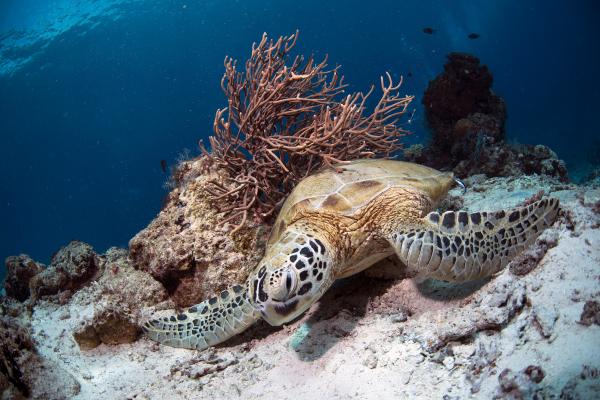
[292,274,489,361]
[222,271,489,361]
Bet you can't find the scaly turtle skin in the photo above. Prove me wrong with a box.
[143,159,560,350]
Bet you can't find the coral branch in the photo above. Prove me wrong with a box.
[204,31,414,231]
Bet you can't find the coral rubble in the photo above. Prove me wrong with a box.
[579,300,600,326]
[1,242,171,396]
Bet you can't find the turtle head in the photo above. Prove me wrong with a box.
[248,232,334,326]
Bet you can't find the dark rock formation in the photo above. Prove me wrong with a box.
[3,244,167,351]
[29,240,99,301]
[4,255,44,301]
[409,52,568,182]
[421,52,506,169]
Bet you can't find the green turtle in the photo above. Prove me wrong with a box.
[143,159,560,350]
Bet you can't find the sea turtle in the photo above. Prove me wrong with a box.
[143,159,560,350]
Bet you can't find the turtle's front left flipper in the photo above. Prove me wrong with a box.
[386,198,560,282]
[143,283,260,351]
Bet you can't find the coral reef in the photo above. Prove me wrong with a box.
[3,244,167,352]
[202,31,413,231]
[408,52,568,181]
[2,173,599,399]
[2,32,598,400]
[1,244,167,397]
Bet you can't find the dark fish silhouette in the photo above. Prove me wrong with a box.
[423,27,435,35]
[407,72,413,77]
[160,159,168,173]
[468,33,480,39]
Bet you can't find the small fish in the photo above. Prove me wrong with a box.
[407,72,413,77]
[468,33,480,39]
[423,27,435,35]
[160,159,168,173]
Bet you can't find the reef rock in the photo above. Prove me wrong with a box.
[129,158,265,307]
[403,273,527,352]
[73,304,140,350]
[29,240,99,302]
[3,243,168,352]
[70,247,168,350]
[4,255,44,301]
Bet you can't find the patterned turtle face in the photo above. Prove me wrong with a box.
[249,231,333,326]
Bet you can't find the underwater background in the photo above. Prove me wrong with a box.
[1,0,599,278]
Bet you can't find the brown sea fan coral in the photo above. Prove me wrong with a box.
[202,31,413,232]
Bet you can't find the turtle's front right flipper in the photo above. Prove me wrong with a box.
[143,283,260,351]
[387,198,560,282]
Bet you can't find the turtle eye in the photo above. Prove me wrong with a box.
[285,271,294,293]
[271,269,296,302]
[283,269,297,296]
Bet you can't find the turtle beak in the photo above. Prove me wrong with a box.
[261,299,300,326]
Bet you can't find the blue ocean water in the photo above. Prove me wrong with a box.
[1,0,598,277]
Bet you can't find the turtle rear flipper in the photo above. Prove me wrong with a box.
[387,198,560,282]
[143,283,260,350]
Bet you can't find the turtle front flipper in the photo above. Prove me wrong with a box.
[143,283,260,350]
[387,198,560,282]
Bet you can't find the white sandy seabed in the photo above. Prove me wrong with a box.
[28,175,600,399]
